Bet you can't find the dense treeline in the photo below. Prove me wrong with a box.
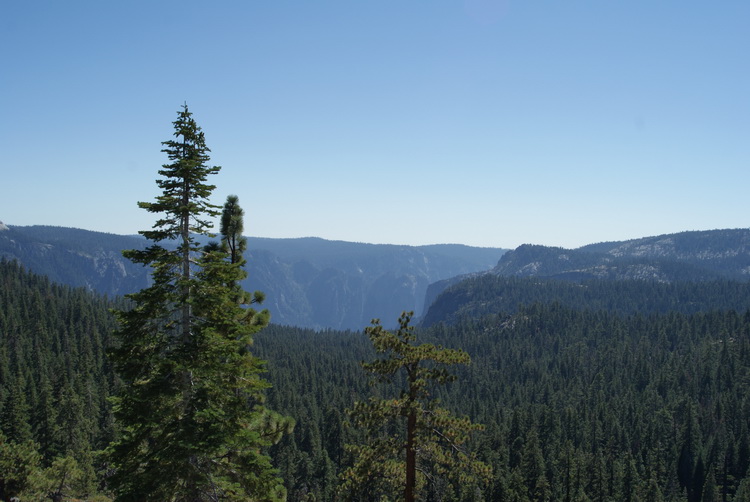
[4,256,750,500]
[430,306,750,501]
[0,258,119,451]
[258,325,373,501]
[0,258,121,497]
[257,305,750,501]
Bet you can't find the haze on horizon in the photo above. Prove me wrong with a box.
[1,2,748,250]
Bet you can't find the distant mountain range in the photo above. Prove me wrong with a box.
[0,224,505,330]
[421,228,750,326]
[4,225,750,330]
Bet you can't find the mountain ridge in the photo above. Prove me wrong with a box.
[421,228,750,326]
[492,228,750,281]
[0,224,506,330]
[6,224,750,330]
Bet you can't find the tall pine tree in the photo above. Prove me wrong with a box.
[107,105,289,501]
[340,311,491,501]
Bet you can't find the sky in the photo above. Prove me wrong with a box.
[1,1,748,249]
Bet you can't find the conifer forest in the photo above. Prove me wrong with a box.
[3,107,750,501]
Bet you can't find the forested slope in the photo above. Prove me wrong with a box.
[0,258,121,496]
[421,275,750,326]
[420,229,750,319]
[256,305,750,501]
[431,305,750,501]
[4,256,750,500]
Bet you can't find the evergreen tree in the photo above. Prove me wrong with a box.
[0,377,32,443]
[0,431,40,501]
[735,473,750,502]
[701,468,719,502]
[217,195,265,307]
[220,194,246,267]
[23,455,88,502]
[520,427,550,501]
[107,105,289,501]
[339,311,491,501]
[679,405,704,502]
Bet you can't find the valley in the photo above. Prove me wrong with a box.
[3,224,750,500]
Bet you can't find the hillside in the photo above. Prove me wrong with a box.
[422,229,750,326]
[0,225,505,330]
[0,225,150,296]
[0,258,120,496]
[493,229,750,281]
[421,275,750,326]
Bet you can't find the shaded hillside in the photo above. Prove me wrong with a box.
[421,275,750,326]
[0,225,505,330]
[241,237,506,329]
[0,259,120,472]
[0,225,150,296]
[421,272,483,316]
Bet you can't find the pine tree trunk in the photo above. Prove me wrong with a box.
[181,174,191,343]
[406,365,417,502]
[180,174,192,406]
[406,407,416,502]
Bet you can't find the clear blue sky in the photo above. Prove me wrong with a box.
[1,1,748,249]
